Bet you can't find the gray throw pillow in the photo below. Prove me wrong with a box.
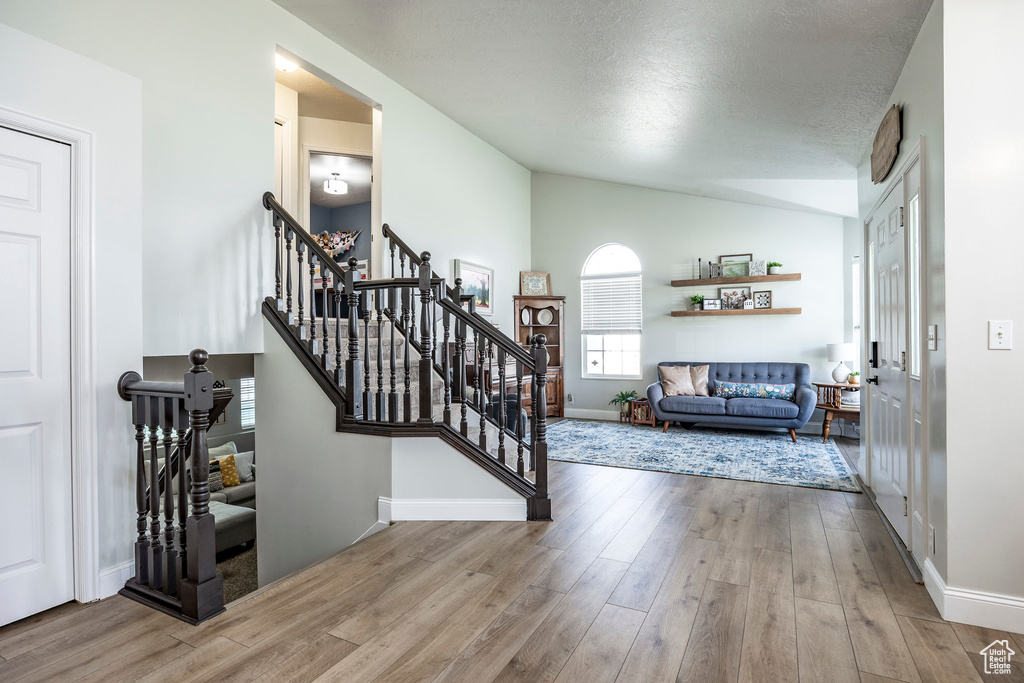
[233,451,255,482]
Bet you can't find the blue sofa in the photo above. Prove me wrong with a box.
[646,362,816,442]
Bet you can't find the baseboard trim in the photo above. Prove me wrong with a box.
[564,408,619,421]
[923,558,1024,632]
[356,519,391,542]
[97,560,135,600]
[379,496,526,521]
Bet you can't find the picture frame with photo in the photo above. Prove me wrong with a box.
[519,271,551,296]
[753,290,772,309]
[719,287,751,310]
[454,259,494,315]
[702,298,722,311]
[720,253,753,278]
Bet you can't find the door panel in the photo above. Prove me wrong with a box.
[0,126,73,626]
[867,180,910,545]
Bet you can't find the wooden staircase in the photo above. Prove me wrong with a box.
[261,192,552,520]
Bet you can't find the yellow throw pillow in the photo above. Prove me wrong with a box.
[659,365,694,396]
[690,365,711,397]
[217,454,240,487]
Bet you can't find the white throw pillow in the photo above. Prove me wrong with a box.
[208,441,237,459]
[233,451,255,482]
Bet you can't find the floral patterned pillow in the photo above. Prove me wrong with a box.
[713,381,795,401]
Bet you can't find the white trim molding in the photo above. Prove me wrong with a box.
[97,560,134,600]
[0,105,99,604]
[378,497,526,522]
[923,558,1024,632]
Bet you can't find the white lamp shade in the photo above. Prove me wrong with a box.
[827,343,855,362]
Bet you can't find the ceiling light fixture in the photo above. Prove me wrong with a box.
[275,54,298,72]
[324,172,348,195]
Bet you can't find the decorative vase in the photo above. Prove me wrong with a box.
[769,266,782,275]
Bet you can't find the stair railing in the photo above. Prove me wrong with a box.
[116,349,233,624]
[263,193,550,519]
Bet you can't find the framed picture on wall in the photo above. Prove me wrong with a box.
[454,259,494,315]
[719,287,751,310]
[720,253,753,278]
[520,271,551,296]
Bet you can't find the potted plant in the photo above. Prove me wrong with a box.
[768,261,783,275]
[848,371,860,385]
[609,390,639,421]
[689,294,705,310]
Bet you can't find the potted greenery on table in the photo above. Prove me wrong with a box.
[609,390,639,421]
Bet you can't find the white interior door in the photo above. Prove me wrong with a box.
[0,126,74,625]
[867,180,910,544]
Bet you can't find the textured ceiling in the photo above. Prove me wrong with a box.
[310,153,372,208]
[276,67,373,124]
[275,0,931,199]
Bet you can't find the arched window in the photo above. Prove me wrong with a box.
[581,244,642,379]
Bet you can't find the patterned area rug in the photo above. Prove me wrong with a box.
[547,420,860,492]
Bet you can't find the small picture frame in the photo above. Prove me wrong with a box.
[720,253,752,278]
[453,259,494,315]
[749,259,768,277]
[703,299,722,311]
[520,271,551,296]
[709,263,723,278]
[753,290,772,309]
[719,287,751,310]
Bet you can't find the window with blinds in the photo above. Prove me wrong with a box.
[581,244,642,379]
[240,377,256,429]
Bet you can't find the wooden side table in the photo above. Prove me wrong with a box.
[813,382,860,443]
[630,399,656,427]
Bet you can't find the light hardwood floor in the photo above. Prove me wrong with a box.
[1,438,1020,682]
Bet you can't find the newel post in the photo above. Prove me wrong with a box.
[178,349,224,622]
[418,251,434,424]
[345,257,364,419]
[529,335,552,521]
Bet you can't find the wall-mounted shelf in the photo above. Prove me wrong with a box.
[671,273,802,287]
[671,307,802,317]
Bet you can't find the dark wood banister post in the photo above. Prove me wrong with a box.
[529,335,552,521]
[418,252,434,424]
[178,349,224,622]
[345,257,364,420]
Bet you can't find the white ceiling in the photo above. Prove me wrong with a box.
[275,67,373,124]
[310,153,372,208]
[274,0,931,215]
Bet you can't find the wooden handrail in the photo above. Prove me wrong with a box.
[264,192,348,282]
[436,297,534,368]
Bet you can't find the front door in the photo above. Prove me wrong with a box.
[0,126,74,625]
[866,180,910,544]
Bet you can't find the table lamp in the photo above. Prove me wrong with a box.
[827,343,856,383]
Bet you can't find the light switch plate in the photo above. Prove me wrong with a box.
[927,325,938,351]
[989,320,1013,350]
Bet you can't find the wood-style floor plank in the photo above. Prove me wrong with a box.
[790,501,842,604]
[817,490,860,531]
[851,508,943,622]
[825,527,922,682]
[251,633,358,683]
[687,477,738,541]
[897,616,983,683]
[737,548,798,683]
[794,596,860,683]
[553,603,646,683]
[708,495,761,587]
[950,621,1024,681]
[754,484,792,553]
[599,486,675,563]
[495,558,629,683]
[75,635,195,683]
[677,580,748,683]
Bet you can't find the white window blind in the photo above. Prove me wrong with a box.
[240,377,256,429]
[581,274,642,335]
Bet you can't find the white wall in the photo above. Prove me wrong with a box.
[531,173,845,416]
[857,0,948,579]
[255,317,392,586]
[942,0,1024,626]
[390,439,526,521]
[0,0,531,355]
[274,83,299,215]
[0,24,143,580]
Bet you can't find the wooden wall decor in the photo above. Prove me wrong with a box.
[871,104,902,184]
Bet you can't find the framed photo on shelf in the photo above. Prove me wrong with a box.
[720,253,752,278]
[703,299,722,311]
[749,259,768,277]
[519,271,551,296]
[719,287,751,310]
[453,259,494,315]
[753,290,772,309]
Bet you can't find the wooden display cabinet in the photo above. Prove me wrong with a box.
[513,295,565,417]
